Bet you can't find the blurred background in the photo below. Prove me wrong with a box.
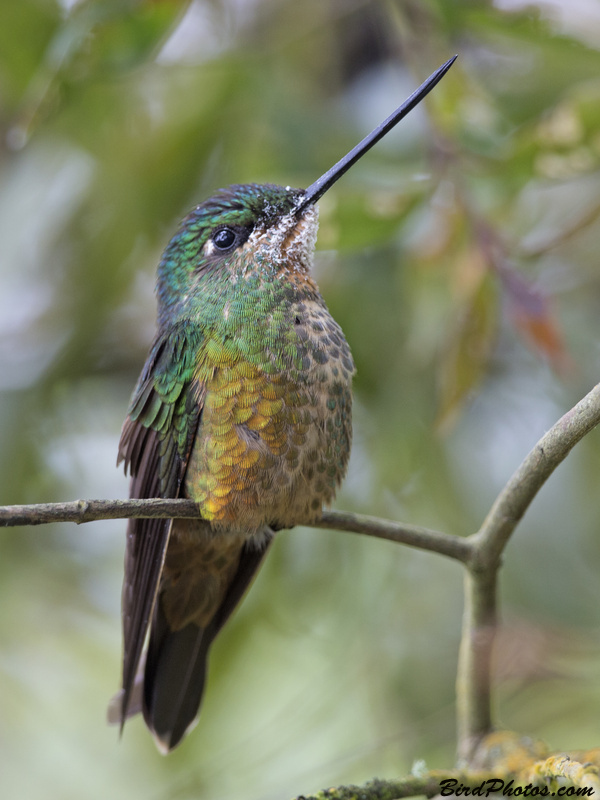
[2,0,600,798]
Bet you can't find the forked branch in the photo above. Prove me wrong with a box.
[1,383,600,771]
[457,381,600,761]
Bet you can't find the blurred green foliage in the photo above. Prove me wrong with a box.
[2,1,600,798]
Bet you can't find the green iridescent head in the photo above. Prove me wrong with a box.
[156,183,315,325]
[155,56,457,326]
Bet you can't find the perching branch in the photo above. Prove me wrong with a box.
[318,510,472,561]
[0,498,471,563]
[0,497,202,527]
[2,383,600,776]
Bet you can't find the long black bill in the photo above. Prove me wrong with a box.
[294,55,457,216]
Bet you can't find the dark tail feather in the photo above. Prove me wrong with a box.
[143,603,210,753]
[142,533,274,752]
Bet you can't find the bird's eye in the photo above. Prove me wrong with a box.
[212,227,237,250]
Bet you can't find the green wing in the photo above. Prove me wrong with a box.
[117,320,204,726]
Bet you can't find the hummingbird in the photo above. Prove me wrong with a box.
[113,56,456,752]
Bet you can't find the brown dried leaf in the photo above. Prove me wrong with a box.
[436,260,498,432]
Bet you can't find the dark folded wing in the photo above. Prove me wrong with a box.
[117,321,204,726]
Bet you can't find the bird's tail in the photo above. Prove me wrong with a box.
[143,601,210,753]
[140,527,274,752]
